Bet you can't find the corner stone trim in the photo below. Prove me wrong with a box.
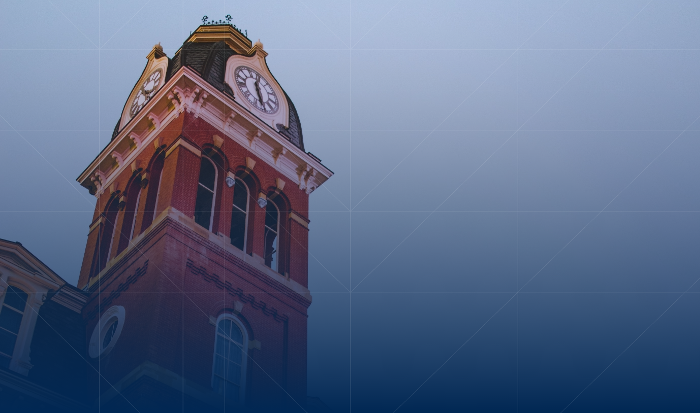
[289,211,309,229]
[166,138,202,158]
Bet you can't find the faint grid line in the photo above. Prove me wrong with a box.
[66,291,700,294]
[0,279,142,412]
[392,295,516,413]
[321,183,350,211]
[8,128,700,132]
[516,0,520,409]
[4,107,310,409]
[0,114,94,204]
[351,0,402,48]
[351,0,571,211]
[46,0,98,48]
[520,113,700,292]
[90,211,312,411]
[559,273,700,412]
[296,0,349,48]
[389,2,657,410]
[350,0,353,410]
[352,0,651,291]
[100,0,153,48]
[204,137,350,292]
[5,48,700,51]
[6,210,700,213]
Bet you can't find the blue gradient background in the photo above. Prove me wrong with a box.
[2,0,700,411]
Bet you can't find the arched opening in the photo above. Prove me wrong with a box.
[230,178,250,251]
[194,156,218,230]
[90,197,120,278]
[212,314,248,404]
[116,176,142,255]
[264,200,280,272]
[139,151,165,233]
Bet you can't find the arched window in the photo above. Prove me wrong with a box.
[129,191,142,241]
[264,200,280,272]
[230,178,249,251]
[212,315,248,403]
[91,199,120,278]
[140,152,165,233]
[194,157,217,230]
[0,286,28,369]
[117,178,142,254]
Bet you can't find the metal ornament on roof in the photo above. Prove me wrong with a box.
[201,15,248,38]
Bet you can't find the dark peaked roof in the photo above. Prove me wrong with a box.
[112,27,305,151]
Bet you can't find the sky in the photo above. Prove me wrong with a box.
[1,0,700,412]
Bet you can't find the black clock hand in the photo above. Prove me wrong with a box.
[254,79,264,107]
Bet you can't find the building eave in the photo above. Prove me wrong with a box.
[77,66,333,197]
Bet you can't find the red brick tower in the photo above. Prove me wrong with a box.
[75,23,332,412]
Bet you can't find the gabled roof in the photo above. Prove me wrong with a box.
[0,238,66,289]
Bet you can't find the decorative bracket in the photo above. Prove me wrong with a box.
[298,164,318,193]
[226,111,238,129]
[167,91,181,112]
[148,112,161,130]
[272,146,288,165]
[247,129,262,148]
[111,150,126,167]
[91,170,106,194]
[129,131,143,148]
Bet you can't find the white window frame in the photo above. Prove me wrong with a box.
[152,169,164,222]
[106,211,118,261]
[230,178,250,251]
[0,274,47,376]
[88,305,126,358]
[196,156,218,231]
[128,189,142,241]
[264,199,280,272]
[212,313,248,404]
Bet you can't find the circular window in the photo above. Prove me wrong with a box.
[89,306,125,358]
[102,319,119,350]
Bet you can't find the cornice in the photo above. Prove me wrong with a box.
[0,241,64,289]
[85,207,312,309]
[77,67,332,198]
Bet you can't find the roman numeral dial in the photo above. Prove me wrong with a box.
[130,69,163,117]
[234,66,279,115]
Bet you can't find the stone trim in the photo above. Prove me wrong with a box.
[289,211,309,229]
[88,217,103,234]
[166,137,202,158]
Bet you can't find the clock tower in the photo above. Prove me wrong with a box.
[76,21,332,413]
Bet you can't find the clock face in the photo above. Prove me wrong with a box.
[234,66,279,115]
[130,69,163,117]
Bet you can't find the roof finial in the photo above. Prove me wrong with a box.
[149,42,166,59]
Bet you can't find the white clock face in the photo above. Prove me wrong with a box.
[234,66,279,115]
[130,69,163,117]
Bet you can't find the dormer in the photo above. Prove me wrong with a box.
[119,44,169,131]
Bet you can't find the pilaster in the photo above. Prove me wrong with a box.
[10,292,45,375]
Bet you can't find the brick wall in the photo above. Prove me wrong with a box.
[79,111,312,411]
